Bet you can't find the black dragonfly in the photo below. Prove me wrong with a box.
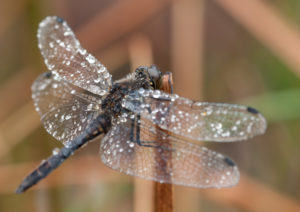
[16,16,267,193]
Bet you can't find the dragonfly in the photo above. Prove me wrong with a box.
[16,16,267,193]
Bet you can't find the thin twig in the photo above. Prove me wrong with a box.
[0,102,40,158]
[76,0,171,53]
[0,66,35,121]
[154,73,174,212]
[0,0,27,39]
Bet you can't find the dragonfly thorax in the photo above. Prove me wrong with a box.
[135,65,163,90]
[102,65,163,118]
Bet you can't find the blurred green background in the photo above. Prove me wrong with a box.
[1,0,300,211]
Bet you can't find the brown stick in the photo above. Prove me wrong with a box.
[76,0,171,53]
[154,73,174,212]
[129,34,155,212]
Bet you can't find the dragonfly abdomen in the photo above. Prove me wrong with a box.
[15,147,71,193]
[16,113,111,193]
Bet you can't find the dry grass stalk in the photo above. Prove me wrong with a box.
[154,73,174,212]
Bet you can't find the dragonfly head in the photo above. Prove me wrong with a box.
[135,65,163,90]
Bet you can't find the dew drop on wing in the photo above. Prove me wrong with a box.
[52,148,60,155]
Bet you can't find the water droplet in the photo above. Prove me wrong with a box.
[231,126,237,131]
[103,72,110,79]
[65,114,72,120]
[87,104,93,111]
[86,54,95,64]
[138,88,145,94]
[59,42,66,48]
[64,31,72,36]
[49,42,54,48]
[153,90,161,98]
[79,49,86,55]
[99,89,106,96]
[215,123,222,129]
[97,66,106,73]
[94,78,101,83]
[52,148,60,155]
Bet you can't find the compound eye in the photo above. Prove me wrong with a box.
[148,67,161,80]
[135,70,144,79]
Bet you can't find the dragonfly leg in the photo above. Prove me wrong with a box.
[131,114,174,151]
[133,114,158,148]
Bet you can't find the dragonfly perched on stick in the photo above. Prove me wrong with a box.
[16,16,267,193]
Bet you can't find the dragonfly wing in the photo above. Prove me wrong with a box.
[32,71,102,145]
[100,115,239,188]
[123,89,267,142]
[37,16,112,96]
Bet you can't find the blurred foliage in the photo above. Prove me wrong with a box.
[273,0,300,25]
[242,45,300,122]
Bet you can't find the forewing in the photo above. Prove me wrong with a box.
[32,72,102,145]
[100,115,239,188]
[37,16,112,96]
[123,89,267,142]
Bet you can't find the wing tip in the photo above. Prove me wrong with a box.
[223,156,236,167]
[257,112,267,135]
[38,16,66,33]
[247,106,259,114]
[55,16,64,24]
[246,106,267,136]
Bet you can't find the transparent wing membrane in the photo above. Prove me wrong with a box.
[37,16,112,96]
[32,72,102,145]
[101,115,239,188]
[123,89,267,142]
